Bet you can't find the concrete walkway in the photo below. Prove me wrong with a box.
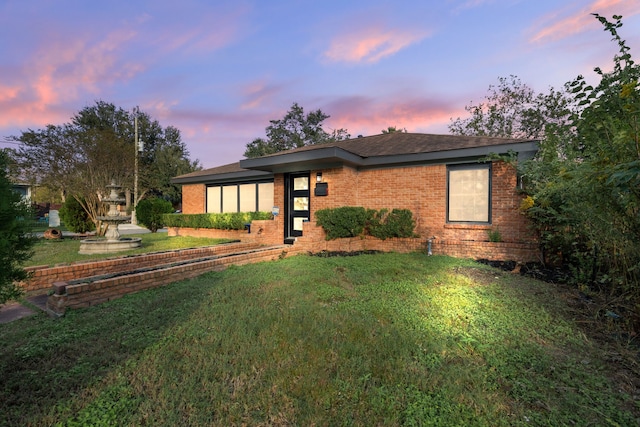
[0,294,48,324]
[1,224,166,324]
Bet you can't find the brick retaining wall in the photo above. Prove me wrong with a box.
[22,242,265,293]
[46,245,288,316]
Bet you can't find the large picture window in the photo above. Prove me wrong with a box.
[447,164,491,223]
[206,182,274,213]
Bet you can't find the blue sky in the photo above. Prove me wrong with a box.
[1,0,639,168]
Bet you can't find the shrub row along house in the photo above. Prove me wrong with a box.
[171,132,540,262]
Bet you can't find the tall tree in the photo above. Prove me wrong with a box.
[10,101,200,234]
[449,75,573,140]
[244,102,350,158]
[0,150,36,305]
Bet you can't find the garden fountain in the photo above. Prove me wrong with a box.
[78,181,142,254]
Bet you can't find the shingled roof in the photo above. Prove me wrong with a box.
[173,133,538,184]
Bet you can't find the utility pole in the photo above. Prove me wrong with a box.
[132,106,139,225]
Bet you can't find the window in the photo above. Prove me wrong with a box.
[206,181,274,213]
[206,186,221,213]
[447,164,491,223]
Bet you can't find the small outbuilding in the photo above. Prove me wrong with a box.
[172,133,540,262]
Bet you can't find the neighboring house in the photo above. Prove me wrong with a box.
[11,181,32,202]
[172,133,540,262]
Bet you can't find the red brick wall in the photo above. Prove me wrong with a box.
[297,161,538,261]
[46,245,288,316]
[182,184,205,214]
[21,242,267,293]
[179,161,539,262]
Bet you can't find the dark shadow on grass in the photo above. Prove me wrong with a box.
[0,272,221,425]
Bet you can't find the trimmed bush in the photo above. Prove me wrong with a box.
[315,207,372,240]
[163,212,273,230]
[136,197,174,232]
[59,197,95,233]
[367,208,417,240]
[316,206,417,240]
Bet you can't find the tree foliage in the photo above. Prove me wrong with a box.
[0,150,36,305]
[520,15,640,319]
[59,196,95,234]
[136,197,174,232]
[244,102,350,158]
[449,75,573,140]
[452,15,640,327]
[9,101,200,235]
[381,126,407,134]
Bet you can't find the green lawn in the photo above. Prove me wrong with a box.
[25,233,234,267]
[1,253,637,426]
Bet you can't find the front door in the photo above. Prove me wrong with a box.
[284,172,310,243]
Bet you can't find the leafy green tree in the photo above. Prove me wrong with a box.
[449,75,573,140]
[135,197,174,232]
[10,101,200,234]
[244,102,350,158]
[0,150,36,305]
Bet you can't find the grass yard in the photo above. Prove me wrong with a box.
[1,253,638,426]
[25,233,234,267]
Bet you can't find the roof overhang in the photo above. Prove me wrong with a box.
[239,141,539,172]
[239,146,364,173]
[171,169,272,185]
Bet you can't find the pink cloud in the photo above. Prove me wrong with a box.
[240,80,285,110]
[0,27,142,130]
[322,95,456,137]
[0,85,20,103]
[324,26,430,64]
[529,0,640,43]
[148,7,249,55]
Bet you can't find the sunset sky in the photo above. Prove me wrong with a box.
[1,0,639,168]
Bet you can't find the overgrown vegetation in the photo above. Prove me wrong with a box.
[315,206,417,240]
[135,197,174,232]
[163,211,273,230]
[451,14,640,332]
[520,15,640,329]
[1,253,636,425]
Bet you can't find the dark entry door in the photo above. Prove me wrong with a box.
[284,172,310,242]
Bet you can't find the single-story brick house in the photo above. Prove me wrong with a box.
[171,132,540,262]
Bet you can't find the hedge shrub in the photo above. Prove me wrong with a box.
[136,197,174,232]
[315,206,417,240]
[59,196,95,233]
[163,212,273,230]
[367,208,417,240]
[315,207,372,239]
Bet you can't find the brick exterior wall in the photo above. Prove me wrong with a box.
[182,184,205,214]
[180,160,539,262]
